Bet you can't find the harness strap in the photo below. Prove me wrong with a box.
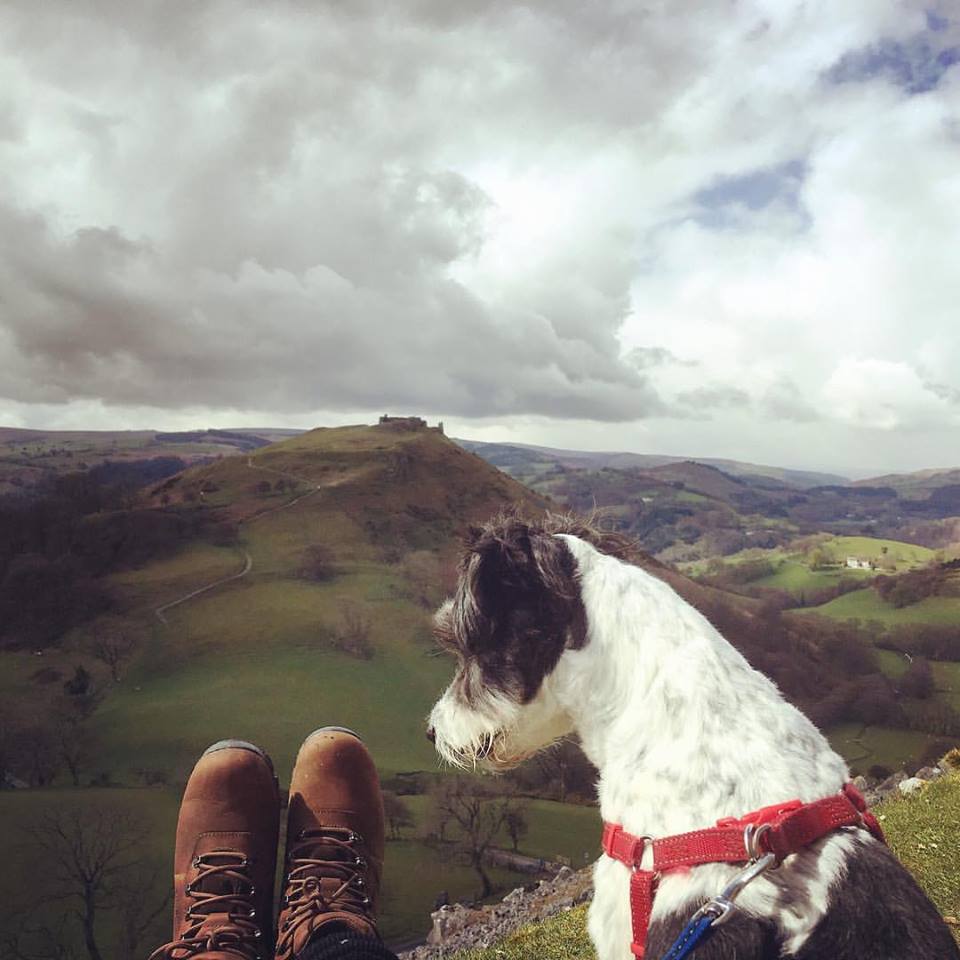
[602,783,885,958]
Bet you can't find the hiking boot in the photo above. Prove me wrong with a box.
[149,740,281,960]
[275,727,385,958]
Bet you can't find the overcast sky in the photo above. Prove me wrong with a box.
[1,2,958,477]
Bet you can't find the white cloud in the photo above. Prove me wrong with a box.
[822,357,958,430]
[0,0,958,472]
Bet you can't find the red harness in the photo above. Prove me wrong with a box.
[601,782,885,958]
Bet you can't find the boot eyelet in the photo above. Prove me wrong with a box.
[249,886,256,896]
[248,909,256,919]
[193,856,203,868]
[355,857,366,868]
[254,930,262,939]
[185,883,193,894]
[355,878,365,888]
[362,897,371,906]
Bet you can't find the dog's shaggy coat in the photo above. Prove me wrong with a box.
[428,514,959,960]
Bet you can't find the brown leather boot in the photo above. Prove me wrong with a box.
[149,740,280,960]
[274,727,385,959]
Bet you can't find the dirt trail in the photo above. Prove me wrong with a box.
[154,550,253,624]
[152,458,321,624]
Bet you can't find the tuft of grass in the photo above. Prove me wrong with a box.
[454,905,594,960]
[877,771,960,924]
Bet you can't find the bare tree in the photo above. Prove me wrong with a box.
[22,807,159,960]
[1,912,79,960]
[53,717,90,788]
[382,791,415,840]
[533,740,596,803]
[503,807,528,853]
[430,778,522,898]
[332,602,374,659]
[11,723,60,787]
[299,544,338,582]
[114,865,171,960]
[89,620,139,683]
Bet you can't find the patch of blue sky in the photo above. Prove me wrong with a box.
[824,26,959,95]
[689,159,808,230]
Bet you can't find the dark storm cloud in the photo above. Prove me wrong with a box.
[0,197,662,420]
[0,0,687,421]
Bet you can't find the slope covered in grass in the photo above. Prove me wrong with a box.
[804,588,960,625]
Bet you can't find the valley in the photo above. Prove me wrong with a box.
[2,423,959,953]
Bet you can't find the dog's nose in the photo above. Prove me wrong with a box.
[426,725,436,743]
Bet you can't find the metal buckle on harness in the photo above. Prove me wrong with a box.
[695,852,778,926]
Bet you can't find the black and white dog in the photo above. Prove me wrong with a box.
[427,514,958,959]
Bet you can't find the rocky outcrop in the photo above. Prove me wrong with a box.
[853,757,950,807]
[399,865,592,960]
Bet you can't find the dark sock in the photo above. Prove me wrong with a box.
[295,930,400,960]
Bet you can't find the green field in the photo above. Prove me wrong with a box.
[802,588,960,625]
[826,722,939,772]
[0,785,602,950]
[753,558,874,593]
[692,535,936,598]
[823,536,935,565]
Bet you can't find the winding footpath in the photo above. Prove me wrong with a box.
[152,458,322,624]
[154,550,253,625]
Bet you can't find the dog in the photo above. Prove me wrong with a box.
[427,513,959,959]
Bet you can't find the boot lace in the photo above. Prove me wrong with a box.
[277,827,372,950]
[149,852,263,960]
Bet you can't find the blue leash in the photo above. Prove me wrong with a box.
[656,851,778,960]
[658,913,717,960]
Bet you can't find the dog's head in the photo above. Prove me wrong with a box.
[427,514,587,771]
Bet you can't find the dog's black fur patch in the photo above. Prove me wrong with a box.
[646,836,959,959]
[434,514,588,703]
[795,837,959,958]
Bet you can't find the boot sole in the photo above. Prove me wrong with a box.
[201,738,276,773]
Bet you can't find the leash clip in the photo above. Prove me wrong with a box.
[695,851,778,927]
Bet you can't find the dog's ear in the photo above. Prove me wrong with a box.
[529,530,578,601]
[464,524,485,548]
[432,599,457,651]
[529,532,587,648]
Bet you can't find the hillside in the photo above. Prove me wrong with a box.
[457,440,847,488]
[461,441,960,561]
[857,466,960,500]
[0,425,303,496]
[1,422,554,950]
[4,422,960,953]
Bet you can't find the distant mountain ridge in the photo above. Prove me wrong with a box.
[455,439,849,489]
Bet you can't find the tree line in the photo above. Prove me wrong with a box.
[0,465,221,650]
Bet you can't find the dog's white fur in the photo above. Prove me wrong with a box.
[430,535,857,960]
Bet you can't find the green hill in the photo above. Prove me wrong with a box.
[4,424,959,953]
[1,422,550,950]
